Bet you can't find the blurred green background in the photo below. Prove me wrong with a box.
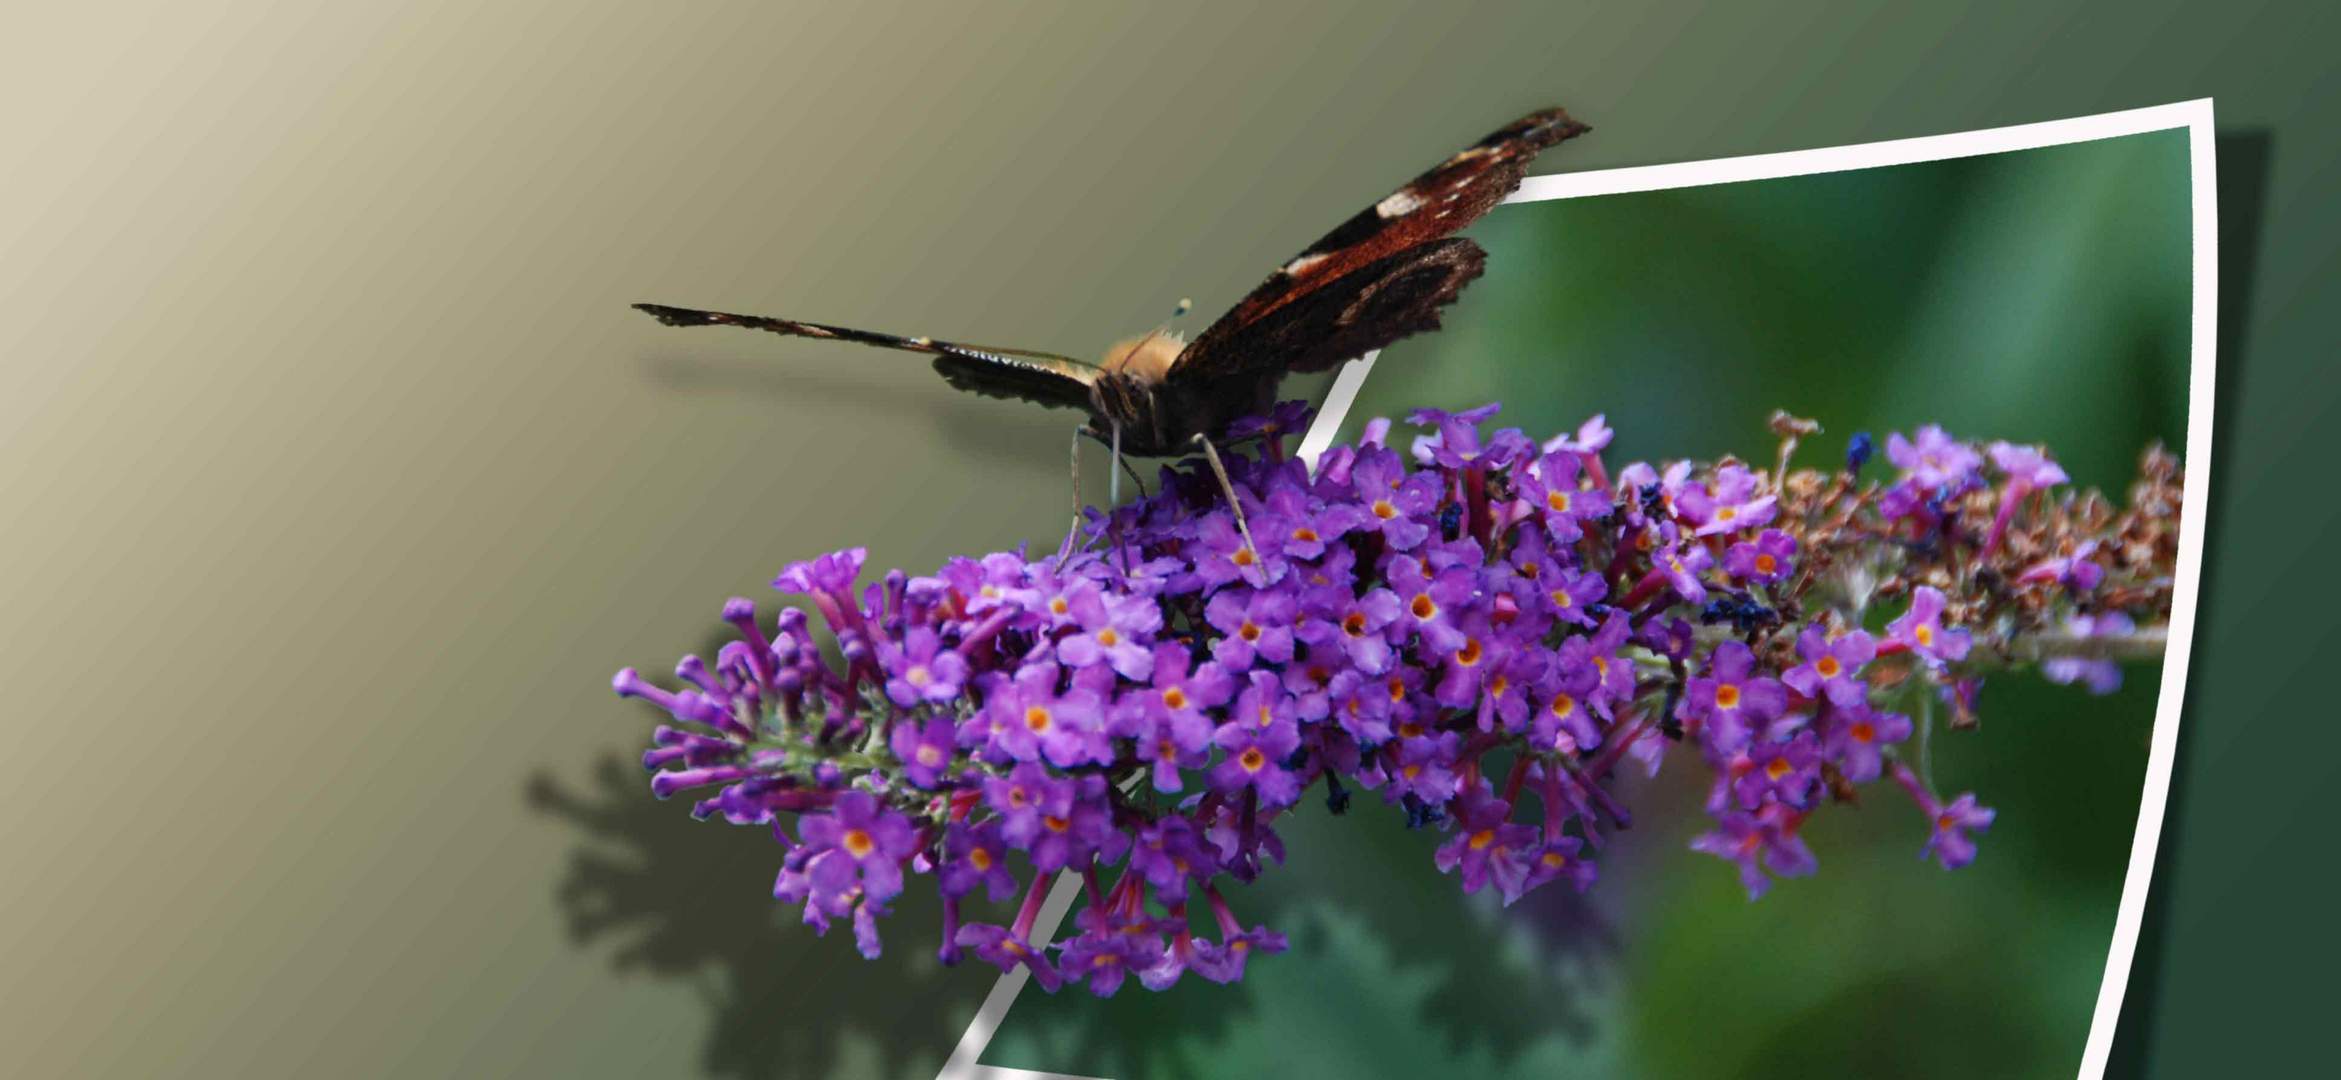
[989,129,2188,1079]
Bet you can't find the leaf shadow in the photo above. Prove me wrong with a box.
[527,750,997,1079]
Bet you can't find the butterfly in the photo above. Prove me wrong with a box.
[635,107,1588,459]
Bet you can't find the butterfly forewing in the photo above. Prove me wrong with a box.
[633,303,1098,412]
[1170,108,1587,386]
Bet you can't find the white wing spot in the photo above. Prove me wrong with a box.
[1283,252,1330,276]
[1375,189,1423,218]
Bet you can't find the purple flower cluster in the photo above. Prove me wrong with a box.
[614,401,2179,990]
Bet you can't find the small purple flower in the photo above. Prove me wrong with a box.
[1385,554,1476,657]
[1653,536,1714,605]
[1781,626,1876,709]
[984,762,1071,848]
[2020,540,2106,594]
[1026,775,1129,872]
[984,661,1109,767]
[1988,441,2069,491]
[1348,448,1439,550]
[1887,585,1972,665]
[1886,425,1982,491]
[1054,585,1160,681]
[1509,837,1597,904]
[2042,611,2133,695]
[1297,585,1404,674]
[1206,587,1298,672]
[1198,508,1291,590]
[1057,908,1164,997]
[1434,789,1538,896]
[888,715,958,789]
[1675,463,1777,537]
[956,922,1061,992]
[1730,732,1823,810]
[798,791,918,905]
[1690,805,1818,900]
[1537,566,1607,628]
[1128,816,1208,891]
[1386,731,1462,807]
[1213,688,1303,807]
[1227,399,1311,442]
[1515,449,1602,543]
[1923,793,1996,869]
[1184,888,1288,985]
[878,626,971,707]
[1723,529,1797,584]
[1682,641,1788,752]
[1541,412,1613,456]
[939,821,1017,902]
[1406,402,1525,470]
[1825,704,1911,783]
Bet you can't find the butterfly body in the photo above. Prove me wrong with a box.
[637,108,1587,457]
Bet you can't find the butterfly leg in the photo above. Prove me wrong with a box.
[1055,424,1086,564]
[1192,433,1259,557]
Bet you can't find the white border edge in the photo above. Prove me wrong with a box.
[942,98,2219,1080]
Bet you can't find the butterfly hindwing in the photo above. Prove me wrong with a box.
[633,303,1097,412]
[1171,108,1586,385]
[1202,236,1488,388]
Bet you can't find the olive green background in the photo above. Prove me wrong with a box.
[0,2,2325,1078]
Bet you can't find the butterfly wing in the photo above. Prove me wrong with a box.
[1171,107,1587,384]
[1156,238,1488,441]
[634,303,1098,412]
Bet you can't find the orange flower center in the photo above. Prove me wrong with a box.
[1373,500,1398,520]
[1162,687,1189,710]
[1239,747,1267,772]
[1816,656,1841,678]
[1764,758,1792,781]
[1455,638,1483,666]
[842,829,874,858]
[1915,625,1935,647]
[1715,684,1742,709]
[1468,829,1496,851]
[1291,526,1319,543]
[969,847,993,871]
[1239,621,1261,642]
[916,745,944,767]
[1546,491,1571,513]
[1043,815,1071,833]
[1024,706,1053,732]
[1851,721,1876,743]
[1550,694,1575,718]
[1232,546,1257,568]
[1754,553,1776,574]
[1410,594,1436,619]
[1342,612,1368,637]
[1097,628,1120,647]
